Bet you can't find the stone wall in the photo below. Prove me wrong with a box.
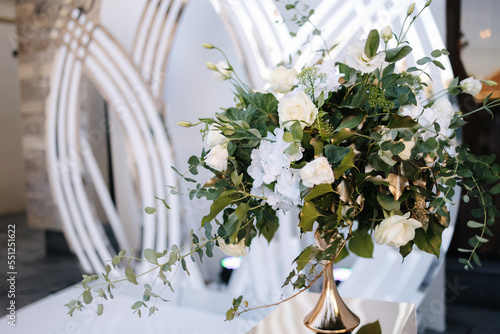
[15,0,99,230]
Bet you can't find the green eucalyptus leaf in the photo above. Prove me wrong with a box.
[125,266,139,285]
[143,249,158,264]
[145,207,156,215]
[83,289,93,304]
[384,46,412,63]
[364,29,380,58]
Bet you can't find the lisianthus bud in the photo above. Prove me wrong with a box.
[381,25,393,43]
[460,77,482,96]
[205,61,217,71]
[483,80,497,86]
[177,121,192,127]
[407,3,415,15]
[201,43,214,49]
[425,0,432,7]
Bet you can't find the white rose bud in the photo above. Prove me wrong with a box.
[300,156,334,188]
[268,66,298,94]
[278,91,318,130]
[460,77,482,96]
[374,213,421,248]
[205,144,229,172]
[218,238,247,257]
[206,125,229,148]
[381,25,393,43]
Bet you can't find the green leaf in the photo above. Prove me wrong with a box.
[290,121,303,141]
[83,289,93,304]
[299,202,321,232]
[145,207,156,215]
[364,29,380,58]
[131,301,143,310]
[490,183,500,195]
[467,221,484,229]
[125,266,139,285]
[143,249,158,264]
[296,246,312,271]
[97,304,104,316]
[348,230,374,258]
[334,148,356,179]
[387,114,419,130]
[304,183,334,202]
[331,128,357,145]
[384,46,412,63]
[201,190,236,227]
[417,57,432,65]
[376,193,400,211]
[413,222,443,258]
[432,60,446,70]
[399,241,414,258]
[431,49,442,57]
[336,113,364,132]
[356,320,382,334]
[246,92,279,134]
[475,235,489,243]
[324,145,351,166]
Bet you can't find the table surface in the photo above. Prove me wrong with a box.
[1,285,415,334]
[247,292,416,334]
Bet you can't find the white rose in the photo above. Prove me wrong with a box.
[268,66,298,94]
[398,138,416,160]
[381,25,393,43]
[374,213,421,248]
[218,238,247,257]
[206,125,229,148]
[213,61,232,81]
[278,91,318,129]
[205,144,228,172]
[345,39,385,74]
[399,103,423,119]
[300,156,334,188]
[431,99,455,134]
[460,77,482,96]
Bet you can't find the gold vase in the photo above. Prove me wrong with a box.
[303,231,360,333]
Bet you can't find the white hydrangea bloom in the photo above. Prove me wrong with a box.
[316,60,344,99]
[247,128,303,212]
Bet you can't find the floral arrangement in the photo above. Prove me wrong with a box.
[67,1,499,320]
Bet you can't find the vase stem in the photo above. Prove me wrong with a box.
[303,263,360,333]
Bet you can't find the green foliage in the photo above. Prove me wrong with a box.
[67,1,500,322]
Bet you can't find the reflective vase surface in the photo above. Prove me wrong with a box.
[303,231,360,333]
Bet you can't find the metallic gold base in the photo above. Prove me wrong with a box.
[304,231,360,333]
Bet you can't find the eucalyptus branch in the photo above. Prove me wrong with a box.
[233,223,354,318]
